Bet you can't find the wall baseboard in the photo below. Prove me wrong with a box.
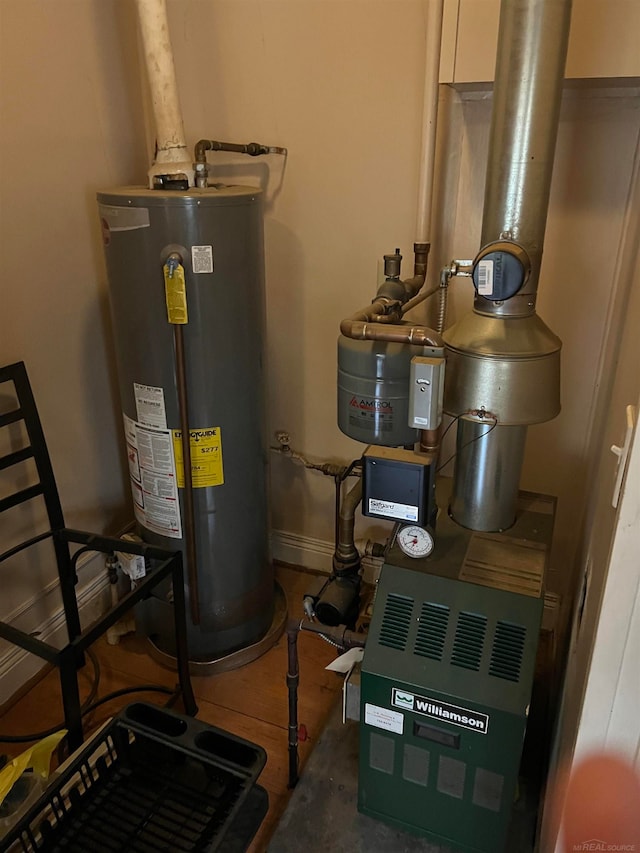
[1,529,380,707]
[0,552,110,707]
[271,529,335,574]
[271,529,383,585]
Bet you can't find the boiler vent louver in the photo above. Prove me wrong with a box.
[378,593,414,650]
[414,602,449,661]
[451,611,487,671]
[489,620,527,682]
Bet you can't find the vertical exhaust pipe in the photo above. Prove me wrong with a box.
[135,0,194,188]
[479,0,573,319]
[443,0,572,531]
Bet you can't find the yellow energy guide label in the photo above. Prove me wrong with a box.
[172,427,224,488]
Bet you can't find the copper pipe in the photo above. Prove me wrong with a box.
[346,297,401,325]
[194,139,287,187]
[341,267,427,328]
[174,324,200,625]
[413,242,430,278]
[340,245,441,345]
[300,618,366,648]
[420,426,442,453]
[340,319,443,347]
[400,274,428,295]
[335,479,362,567]
[401,281,441,316]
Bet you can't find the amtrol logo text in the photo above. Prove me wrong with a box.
[349,396,393,413]
[392,688,489,734]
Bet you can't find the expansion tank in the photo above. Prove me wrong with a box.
[97,185,273,659]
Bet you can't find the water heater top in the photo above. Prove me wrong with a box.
[96,185,261,208]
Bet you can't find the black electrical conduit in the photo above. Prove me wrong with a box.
[286,619,366,789]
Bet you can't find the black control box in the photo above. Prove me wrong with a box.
[362,447,436,526]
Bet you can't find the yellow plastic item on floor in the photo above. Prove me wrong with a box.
[0,729,66,807]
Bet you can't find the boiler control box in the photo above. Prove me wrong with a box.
[362,447,436,527]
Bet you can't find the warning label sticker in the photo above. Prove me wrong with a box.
[123,414,182,538]
[134,383,167,429]
[172,427,224,488]
[191,245,214,274]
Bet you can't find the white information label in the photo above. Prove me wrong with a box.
[364,703,404,735]
[122,414,182,539]
[477,259,494,296]
[116,551,146,581]
[134,383,167,429]
[191,245,214,274]
[368,498,419,522]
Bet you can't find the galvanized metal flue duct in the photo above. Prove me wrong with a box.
[443,0,572,532]
[480,0,573,320]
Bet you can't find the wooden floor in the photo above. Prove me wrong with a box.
[0,565,343,852]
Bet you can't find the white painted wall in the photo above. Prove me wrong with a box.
[0,0,146,700]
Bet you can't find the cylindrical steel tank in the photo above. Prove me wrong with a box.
[337,336,421,447]
[97,185,273,660]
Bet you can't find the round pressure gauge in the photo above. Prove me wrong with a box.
[397,525,435,559]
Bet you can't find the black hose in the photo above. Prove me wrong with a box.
[0,648,101,744]
[81,685,173,718]
[0,656,174,745]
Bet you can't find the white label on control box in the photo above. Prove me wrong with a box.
[365,703,404,735]
[368,498,418,522]
[477,260,494,295]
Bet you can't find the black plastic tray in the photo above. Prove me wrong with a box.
[2,703,268,852]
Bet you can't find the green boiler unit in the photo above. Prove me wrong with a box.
[359,564,543,852]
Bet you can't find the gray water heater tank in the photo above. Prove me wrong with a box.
[97,185,273,660]
[337,335,421,447]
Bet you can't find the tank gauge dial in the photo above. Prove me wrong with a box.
[397,525,434,559]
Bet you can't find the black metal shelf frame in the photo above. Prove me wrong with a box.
[0,361,197,752]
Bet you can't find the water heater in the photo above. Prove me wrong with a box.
[97,185,274,661]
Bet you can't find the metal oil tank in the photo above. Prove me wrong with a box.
[97,185,274,661]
